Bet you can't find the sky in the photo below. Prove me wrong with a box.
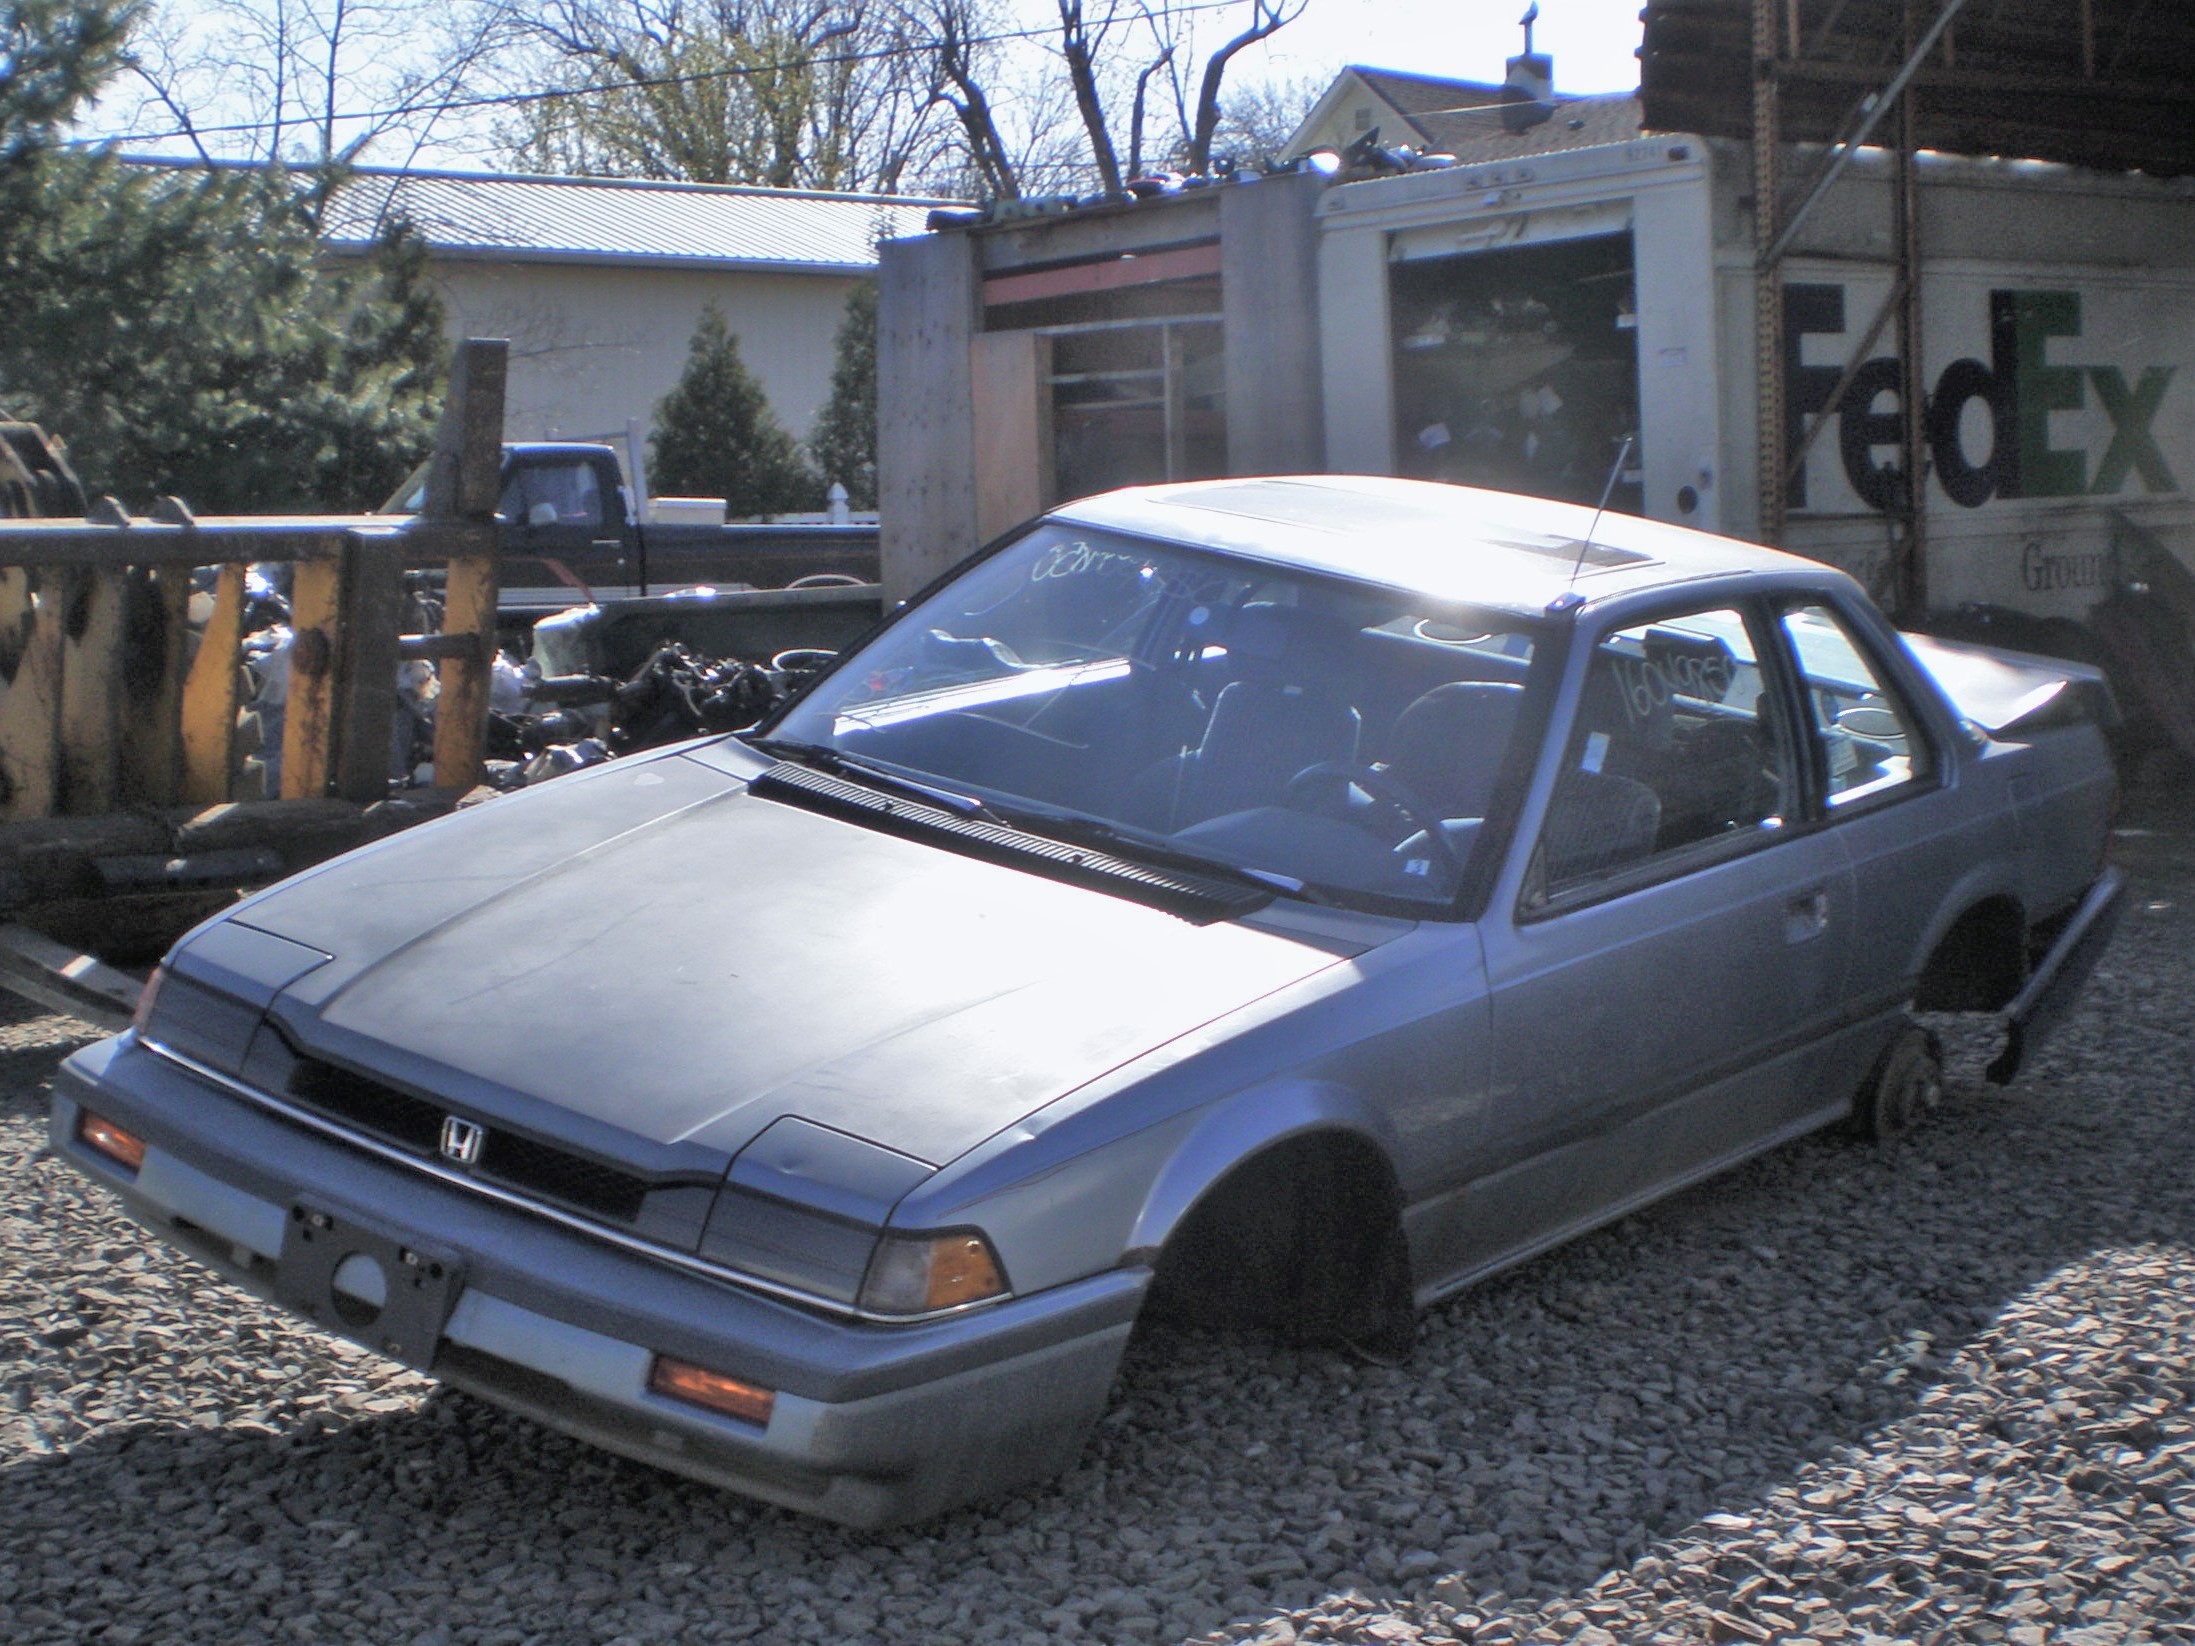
[1244,0,1645,97]
[73,0,1649,170]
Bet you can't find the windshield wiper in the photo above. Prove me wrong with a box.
[742,737,1006,823]
[991,806,1316,902]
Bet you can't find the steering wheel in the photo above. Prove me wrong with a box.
[1282,761,1463,878]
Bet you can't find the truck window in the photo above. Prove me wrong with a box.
[500,460,605,529]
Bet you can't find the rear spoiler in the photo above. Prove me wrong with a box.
[1900,633,2120,739]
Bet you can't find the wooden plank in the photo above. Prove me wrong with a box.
[971,330,1054,543]
[119,564,193,807]
[58,567,126,815]
[422,338,511,521]
[0,920,145,1032]
[279,555,344,800]
[180,564,246,804]
[0,566,30,680]
[431,541,498,791]
[981,242,1224,307]
[0,519,367,568]
[0,581,65,819]
[334,531,403,803]
[422,339,510,795]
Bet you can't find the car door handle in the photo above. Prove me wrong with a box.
[1784,888,1831,942]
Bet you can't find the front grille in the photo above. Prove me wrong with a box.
[478,1129,648,1222]
[290,1056,443,1149]
[286,1052,651,1224]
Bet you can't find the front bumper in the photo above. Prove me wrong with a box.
[51,1034,1145,1528]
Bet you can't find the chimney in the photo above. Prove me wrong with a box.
[1502,2,1554,131]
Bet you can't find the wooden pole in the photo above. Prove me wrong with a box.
[179,563,247,804]
[279,548,347,800]
[334,531,404,802]
[426,339,509,794]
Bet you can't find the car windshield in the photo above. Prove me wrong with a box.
[765,523,1545,913]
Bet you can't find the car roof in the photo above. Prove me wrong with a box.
[1048,476,1839,618]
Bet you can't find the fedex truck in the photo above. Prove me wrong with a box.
[1313,136,2193,624]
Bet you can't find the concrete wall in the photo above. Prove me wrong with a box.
[877,233,981,603]
[428,259,867,458]
[1221,170,1328,477]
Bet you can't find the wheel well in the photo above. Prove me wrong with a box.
[1144,1130,1405,1342]
[1912,894,2026,1012]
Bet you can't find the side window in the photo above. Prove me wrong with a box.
[1530,606,1797,904]
[1779,604,1932,807]
[499,462,605,529]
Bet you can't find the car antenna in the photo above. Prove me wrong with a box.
[1556,431,1637,611]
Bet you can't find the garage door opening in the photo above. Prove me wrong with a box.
[1387,231,1641,514]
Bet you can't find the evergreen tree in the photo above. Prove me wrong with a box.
[650,307,821,519]
[0,0,447,512]
[807,280,876,511]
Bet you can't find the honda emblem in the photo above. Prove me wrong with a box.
[439,1115,486,1166]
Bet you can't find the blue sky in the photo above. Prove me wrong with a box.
[1245,0,1645,96]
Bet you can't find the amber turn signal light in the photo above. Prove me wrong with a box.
[858,1231,1010,1314]
[77,1110,147,1173]
[647,1355,775,1427]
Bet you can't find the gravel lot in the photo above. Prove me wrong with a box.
[3,795,2191,1646]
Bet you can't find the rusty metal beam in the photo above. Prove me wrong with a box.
[1758,0,1975,274]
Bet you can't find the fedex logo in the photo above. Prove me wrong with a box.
[1784,285,2180,512]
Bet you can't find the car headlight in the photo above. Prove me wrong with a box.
[135,966,266,1072]
[858,1231,1009,1315]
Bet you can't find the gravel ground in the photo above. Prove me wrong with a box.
[2,802,2191,1646]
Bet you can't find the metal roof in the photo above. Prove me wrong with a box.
[319,167,959,272]
[1344,70,1644,163]
[1641,0,2195,178]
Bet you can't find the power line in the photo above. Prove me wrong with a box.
[76,0,1256,148]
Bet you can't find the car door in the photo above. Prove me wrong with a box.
[1436,599,1855,1285]
[1767,597,1990,1099]
[498,455,631,599]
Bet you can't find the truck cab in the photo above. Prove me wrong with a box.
[491,444,638,599]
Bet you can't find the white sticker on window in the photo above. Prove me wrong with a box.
[1582,730,1610,773]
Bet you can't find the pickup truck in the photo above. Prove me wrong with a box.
[379,443,879,614]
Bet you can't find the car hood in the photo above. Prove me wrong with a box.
[230,748,1348,1168]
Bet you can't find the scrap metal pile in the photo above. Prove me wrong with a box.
[223,568,832,796]
[477,640,828,790]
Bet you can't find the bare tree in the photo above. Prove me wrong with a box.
[485,0,947,192]
[903,0,1303,201]
[1188,63,1320,168]
[119,0,501,167]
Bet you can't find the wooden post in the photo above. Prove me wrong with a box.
[180,563,247,804]
[0,581,64,819]
[58,566,127,813]
[971,330,1054,544]
[426,338,508,793]
[279,546,346,800]
[119,563,193,806]
[334,530,404,802]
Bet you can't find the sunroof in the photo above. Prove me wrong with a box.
[1494,535,1653,570]
[1164,481,1654,570]
[1165,480,1456,533]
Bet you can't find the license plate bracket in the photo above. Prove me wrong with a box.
[273,1200,464,1371]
